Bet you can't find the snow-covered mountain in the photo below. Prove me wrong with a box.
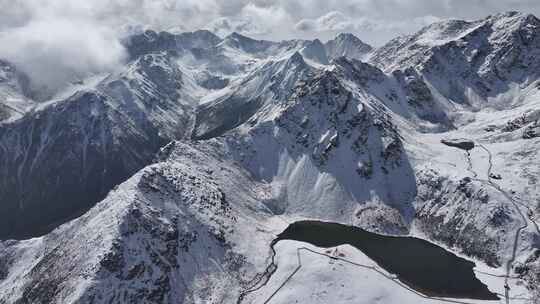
[369,11,540,109]
[0,52,197,239]
[1,11,540,304]
[325,33,373,61]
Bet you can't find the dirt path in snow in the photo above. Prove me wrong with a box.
[236,240,279,304]
[252,246,514,304]
[472,145,533,304]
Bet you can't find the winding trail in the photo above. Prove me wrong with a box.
[472,145,536,304]
[236,240,279,304]
[253,246,526,304]
[476,145,539,234]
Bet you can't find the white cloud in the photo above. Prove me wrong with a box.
[0,0,539,93]
[0,18,126,93]
[294,10,444,45]
[206,17,269,37]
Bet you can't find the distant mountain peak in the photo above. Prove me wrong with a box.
[370,11,540,75]
[325,32,373,61]
[334,32,366,43]
[300,39,329,64]
[311,38,324,45]
[488,10,529,20]
[335,32,356,38]
[224,31,266,44]
[126,29,222,59]
[227,31,248,40]
[289,51,306,65]
[484,10,540,33]
[221,32,274,54]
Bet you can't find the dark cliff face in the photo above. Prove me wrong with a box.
[0,53,194,239]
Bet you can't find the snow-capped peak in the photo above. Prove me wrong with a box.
[126,29,222,59]
[370,11,540,73]
[325,33,373,61]
[220,32,275,54]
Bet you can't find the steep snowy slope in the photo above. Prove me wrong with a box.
[369,11,540,110]
[216,60,417,233]
[192,51,314,140]
[0,140,277,304]
[0,52,197,239]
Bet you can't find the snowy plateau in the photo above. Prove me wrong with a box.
[0,10,539,304]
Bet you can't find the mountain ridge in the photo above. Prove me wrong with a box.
[0,11,539,304]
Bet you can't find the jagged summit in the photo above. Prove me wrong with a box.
[325,32,373,60]
[300,38,329,64]
[226,31,250,40]
[191,50,313,140]
[126,29,222,59]
[289,51,305,65]
[368,11,540,109]
[401,11,538,48]
[370,11,540,70]
[335,32,362,40]
[486,10,538,21]
[220,32,275,54]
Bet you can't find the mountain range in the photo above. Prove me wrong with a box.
[0,11,539,304]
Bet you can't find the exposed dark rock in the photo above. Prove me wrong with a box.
[489,173,502,180]
[488,205,512,227]
[441,138,475,151]
[0,257,8,280]
[523,124,540,139]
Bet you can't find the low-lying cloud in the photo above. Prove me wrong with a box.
[0,18,125,94]
[0,0,129,95]
[1,0,540,96]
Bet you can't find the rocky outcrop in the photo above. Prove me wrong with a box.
[441,138,475,151]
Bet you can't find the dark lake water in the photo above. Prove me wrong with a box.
[275,220,498,300]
